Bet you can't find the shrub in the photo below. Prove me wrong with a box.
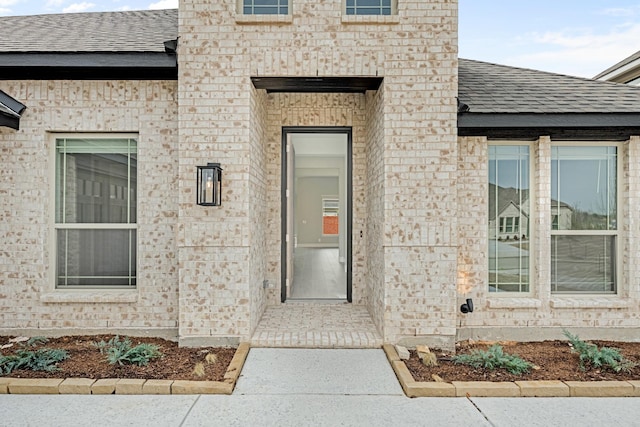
[563,330,636,373]
[0,348,69,375]
[452,344,533,375]
[94,336,162,366]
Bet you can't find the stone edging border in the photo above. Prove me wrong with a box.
[0,342,250,395]
[383,344,640,398]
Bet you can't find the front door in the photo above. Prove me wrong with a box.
[281,127,352,302]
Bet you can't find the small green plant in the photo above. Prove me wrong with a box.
[0,348,69,376]
[452,344,533,375]
[563,330,636,373]
[94,336,162,366]
[26,336,49,347]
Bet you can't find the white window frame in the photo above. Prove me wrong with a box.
[343,0,397,15]
[50,133,138,290]
[488,141,534,295]
[240,0,290,15]
[550,142,621,294]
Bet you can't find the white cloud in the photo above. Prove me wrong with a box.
[507,23,640,78]
[0,7,11,15]
[0,0,19,6]
[45,0,66,7]
[148,0,178,9]
[116,6,132,11]
[599,6,640,17]
[62,2,95,13]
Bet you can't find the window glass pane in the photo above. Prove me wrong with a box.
[56,139,137,224]
[56,229,136,288]
[345,0,392,15]
[551,146,617,231]
[488,145,530,292]
[243,0,288,14]
[551,235,615,293]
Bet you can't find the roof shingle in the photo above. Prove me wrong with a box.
[0,9,177,53]
[459,58,640,114]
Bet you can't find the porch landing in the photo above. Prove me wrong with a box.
[251,303,383,348]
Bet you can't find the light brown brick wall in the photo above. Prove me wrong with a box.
[0,80,179,336]
[177,0,458,344]
[457,135,640,342]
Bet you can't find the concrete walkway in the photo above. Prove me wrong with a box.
[2,348,640,426]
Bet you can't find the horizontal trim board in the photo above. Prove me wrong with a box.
[459,127,640,140]
[251,76,383,93]
[459,113,640,128]
[0,53,177,80]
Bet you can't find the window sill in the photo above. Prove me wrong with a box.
[341,15,400,25]
[486,298,542,309]
[41,290,138,304]
[235,14,293,24]
[550,297,631,309]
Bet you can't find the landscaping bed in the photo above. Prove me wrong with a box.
[0,335,237,382]
[405,339,640,383]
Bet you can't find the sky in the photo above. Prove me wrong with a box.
[0,1,638,79]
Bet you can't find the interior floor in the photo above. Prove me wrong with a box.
[290,247,347,299]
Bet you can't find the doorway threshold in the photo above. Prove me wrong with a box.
[286,298,348,304]
[251,304,382,348]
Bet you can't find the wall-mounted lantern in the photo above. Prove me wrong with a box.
[196,163,223,206]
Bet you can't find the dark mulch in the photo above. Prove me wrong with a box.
[405,340,640,383]
[0,335,237,381]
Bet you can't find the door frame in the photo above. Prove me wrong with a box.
[280,126,353,303]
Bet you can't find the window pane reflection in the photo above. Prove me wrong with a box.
[551,146,617,231]
[551,235,615,293]
[488,145,530,292]
[56,229,136,288]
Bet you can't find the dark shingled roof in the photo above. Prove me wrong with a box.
[0,9,178,53]
[458,58,640,114]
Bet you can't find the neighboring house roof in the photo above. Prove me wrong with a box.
[0,9,178,79]
[458,59,640,138]
[594,50,640,84]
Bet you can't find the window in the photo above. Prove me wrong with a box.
[322,197,339,235]
[243,0,289,15]
[551,145,617,293]
[55,137,137,288]
[345,0,393,15]
[500,217,520,234]
[489,145,530,293]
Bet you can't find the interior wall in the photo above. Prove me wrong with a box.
[295,176,339,246]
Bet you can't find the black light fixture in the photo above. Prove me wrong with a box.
[460,298,474,314]
[196,163,223,206]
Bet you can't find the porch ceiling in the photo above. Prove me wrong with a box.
[250,76,383,93]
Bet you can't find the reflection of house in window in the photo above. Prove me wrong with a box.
[488,184,529,241]
[500,216,519,233]
[551,200,572,230]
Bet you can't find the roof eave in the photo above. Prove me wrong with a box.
[458,113,640,140]
[0,52,178,80]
